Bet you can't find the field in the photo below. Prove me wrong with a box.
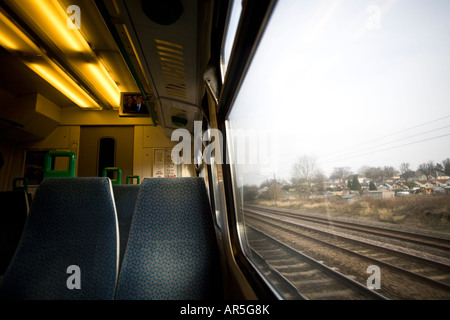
[252,195,450,233]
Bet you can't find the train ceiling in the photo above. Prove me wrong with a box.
[114,0,212,131]
[0,0,213,133]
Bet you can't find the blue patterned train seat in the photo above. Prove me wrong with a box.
[0,191,28,276]
[0,178,119,300]
[115,177,223,300]
[112,184,140,268]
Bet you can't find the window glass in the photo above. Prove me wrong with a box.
[226,0,450,300]
[221,0,242,80]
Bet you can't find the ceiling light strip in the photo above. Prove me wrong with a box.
[27,59,101,109]
[0,8,101,109]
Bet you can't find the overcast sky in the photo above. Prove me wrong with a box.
[226,0,450,185]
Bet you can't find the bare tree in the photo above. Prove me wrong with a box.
[400,163,410,176]
[291,155,320,197]
[399,162,414,181]
[443,158,450,176]
[359,166,382,181]
[382,166,398,179]
[330,167,352,183]
[418,161,435,179]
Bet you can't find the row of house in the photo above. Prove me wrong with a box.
[325,176,450,198]
[264,176,450,203]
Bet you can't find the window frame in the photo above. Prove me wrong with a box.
[216,0,279,299]
[219,0,242,82]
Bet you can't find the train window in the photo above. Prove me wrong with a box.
[226,1,450,299]
[220,0,242,81]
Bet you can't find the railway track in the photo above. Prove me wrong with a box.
[246,205,450,253]
[243,206,450,299]
[246,226,387,300]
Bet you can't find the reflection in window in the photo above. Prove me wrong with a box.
[220,0,242,80]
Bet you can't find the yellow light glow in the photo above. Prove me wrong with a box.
[11,0,91,53]
[0,33,17,50]
[0,11,40,53]
[27,60,101,109]
[1,1,123,111]
[81,62,121,108]
[0,9,101,109]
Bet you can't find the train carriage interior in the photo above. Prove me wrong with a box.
[0,0,449,303]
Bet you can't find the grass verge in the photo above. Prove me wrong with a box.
[252,195,450,232]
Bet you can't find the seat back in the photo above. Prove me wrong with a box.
[0,178,119,300]
[115,177,223,300]
[112,184,140,268]
[0,191,28,275]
